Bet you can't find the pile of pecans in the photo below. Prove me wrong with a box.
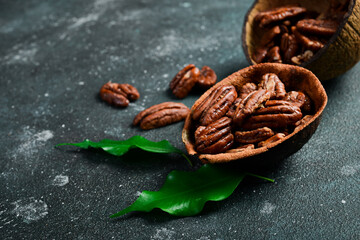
[191,73,314,154]
[252,2,348,65]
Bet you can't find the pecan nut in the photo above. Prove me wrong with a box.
[255,6,307,28]
[283,91,312,112]
[133,102,189,130]
[195,117,234,154]
[170,64,200,99]
[197,66,217,89]
[296,19,338,36]
[192,85,237,126]
[235,127,275,144]
[100,82,140,107]
[233,89,271,127]
[241,101,303,130]
[266,46,282,63]
[258,73,286,99]
[280,33,299,63]
[292,26,324,51]
[226,144,255,153]
[258,133,286,147]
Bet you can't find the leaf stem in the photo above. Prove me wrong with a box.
[181,153,193,167]
[246,172,275,182]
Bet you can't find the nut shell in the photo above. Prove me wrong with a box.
[182,63,327,164]
[242,0,360,81]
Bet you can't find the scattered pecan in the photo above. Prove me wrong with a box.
[197,66,217,89]
[235,127,274,144]
[192,85,237,126]
[242,102,302,130]
[255,6,307,27]
[258,133,286,147]
[283,91,312,112]
[280,33,299,63]
[292,26,324,52]
[170,64,200,99]
[195,117,234,154]
[226,144,255,153]
[233,89,271,127]
[296,19,338,36]
[133,102,189,130]
[266,46,282,63]
[100,82,140,107]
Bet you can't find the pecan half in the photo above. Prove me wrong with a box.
[235,127,275,144]
[100,82,140,107]
[266,46,282,63]
[292,26,324,52]
[283,91,312,112]
[280,33,299,63]
[258,73,286,99]
[133,102,190,130]
[242,102,303,130]
[255,6,307,27]
[258,133,286,147]
[197,66,217,89]
[233,89,271,127]
[192,85,237,126]
[195,117,234,154]
[296,19,338,36]
[226,144,255,153]
[170,64,200,99]
[227,83,258,118]
[239,83,258,99]
[291,50,314,65]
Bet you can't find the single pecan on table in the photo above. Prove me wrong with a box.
[133,102,190,130]
[170,64,217,98]
[252,3,347,65]
[190,72,314,154]
[100,82,140,107]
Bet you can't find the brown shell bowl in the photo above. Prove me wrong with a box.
[242,0,360,81]
[182,63,327,164]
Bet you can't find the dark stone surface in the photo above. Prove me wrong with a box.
[0,0,359,239]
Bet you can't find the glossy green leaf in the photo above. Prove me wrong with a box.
[56,135,191,165]
[110,164,274,218]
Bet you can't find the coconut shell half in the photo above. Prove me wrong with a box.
[242,0,360,81]
[182,63,327,164]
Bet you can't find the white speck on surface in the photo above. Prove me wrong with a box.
[12,127,54,159]
[135,191,142,197]
[12,198,48,223]
[162,74,169,78]
[68,13,100,29]
[78,81,85,85]
[340,165,359,176]
[128,103,145,112]
[260,201,276,214]
[180,2,191,8]
[44,93,49,97]
[151,227,176,240]
[52,175,69,187]
[341,200,346,204]
[61,124,65,128]
[3,45,39,65]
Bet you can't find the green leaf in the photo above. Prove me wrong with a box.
[110,164,274,218]
[56,135,192,166]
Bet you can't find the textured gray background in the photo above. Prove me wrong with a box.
[0,0,359,239]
